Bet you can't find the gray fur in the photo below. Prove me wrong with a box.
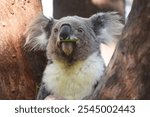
[25,12,124,99]
[36,82,51,100]
[89,12,124,44]
[24,14,54,50]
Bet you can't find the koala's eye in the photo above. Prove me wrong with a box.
[77,28,84,33]
[54,28,58,33]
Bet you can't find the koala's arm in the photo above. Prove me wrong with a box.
[37,82,51,100]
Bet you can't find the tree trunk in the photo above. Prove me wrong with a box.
[93,0,150,99]
[53,0,124,19]
[0,0,46,99]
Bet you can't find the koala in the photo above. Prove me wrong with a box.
[25,12,123,100]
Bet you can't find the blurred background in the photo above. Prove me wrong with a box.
[42,0,133,18]
[42,0,133,65]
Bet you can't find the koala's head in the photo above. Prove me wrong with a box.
[25,12,123,63]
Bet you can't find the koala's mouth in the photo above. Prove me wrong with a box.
[58,38,79,56]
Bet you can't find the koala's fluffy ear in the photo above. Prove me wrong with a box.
[24,14,54,51]
[90,12,124,44]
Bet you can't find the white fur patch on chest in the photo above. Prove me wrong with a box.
[43,52,105,99]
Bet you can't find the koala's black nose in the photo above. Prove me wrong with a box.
[59,24,71,40]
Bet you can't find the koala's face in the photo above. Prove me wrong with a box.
[47,16,99,62]
[25,12,123,63]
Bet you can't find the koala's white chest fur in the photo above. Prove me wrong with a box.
[43,52,105,99]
